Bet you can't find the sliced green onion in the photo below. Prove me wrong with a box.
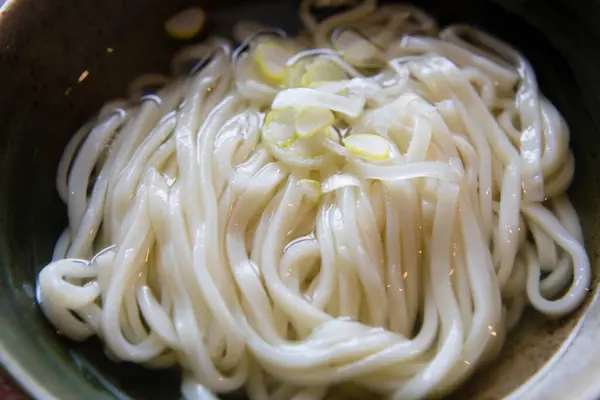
[295,107,335,138]
[343,134,391,160]
[301,58,347,87]
[264,108,297,146]
[165,8,206,40]
[254,41,294,84]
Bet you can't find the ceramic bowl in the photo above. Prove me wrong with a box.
[1,0,600,398]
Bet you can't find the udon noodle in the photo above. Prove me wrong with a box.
[36,1,590,399]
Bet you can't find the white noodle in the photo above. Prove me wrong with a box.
[36,2,591,399]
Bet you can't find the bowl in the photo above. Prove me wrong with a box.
[1,0,600,398]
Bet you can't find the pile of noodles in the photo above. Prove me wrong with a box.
[36,1,590,399]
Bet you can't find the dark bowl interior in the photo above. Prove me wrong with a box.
[1,0,600,399]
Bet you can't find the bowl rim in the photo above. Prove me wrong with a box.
[506,288,600,400]
[0,344,54,400]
